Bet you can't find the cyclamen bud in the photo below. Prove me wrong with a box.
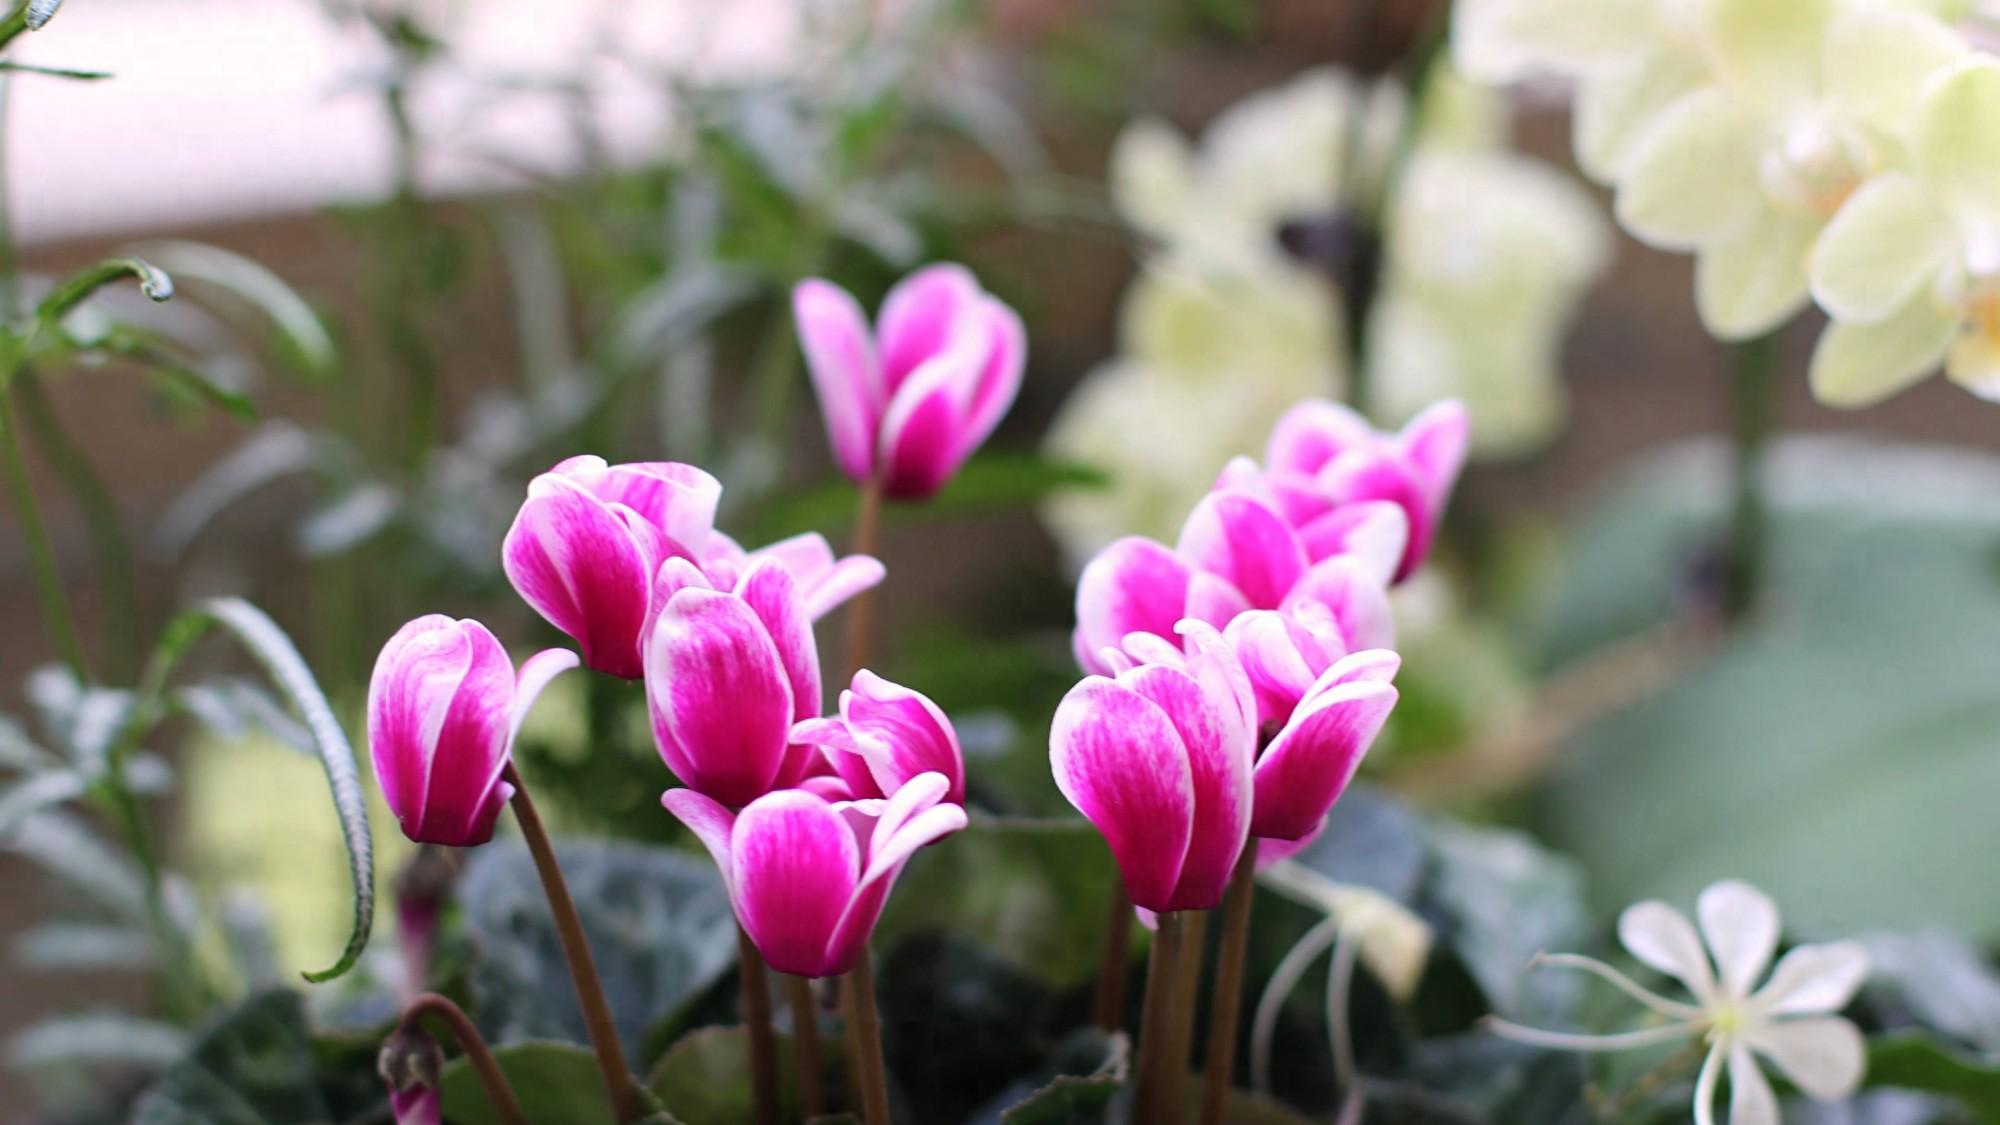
[378,1025,444,1125]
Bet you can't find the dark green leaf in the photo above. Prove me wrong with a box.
[131,991,327,1124]
[2,810,149,920]
[442,1040,671,1125]
[1866,933,2000,1055]
[991,1029,1128,1124]
[148,364,256,421]
[1283,784,1426,904]
[1866,1032,2000,1122]
[648,1025,813,1123]
[461,839,734,1058]
[1422,819,1588,1020]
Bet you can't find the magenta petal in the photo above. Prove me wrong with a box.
[375,618,515,847]
[1284,557,1397,652]
[804,555,886,621]
[877,349,978,499]
[794,279,884,483]
[1400,399,1470,508]
[843,671,965,805]
[747,531,836,582]
[825,798,964,974]
[645,588,794,808]
[1176,490,1308,610]
[502,475,654,679]
[1223,611,1338,729]
[1267,400,1376,477]
[662,788,738,895]
[368,615,462,837]
[1049,678,1195,913]
[794,716,883,800]
[735,559,821,723]
[1184,572,1254,631]
[595,462,723,550]
[732,791,861,978]
[1316,453,1434,583]
[1298,501,1408,584]
[1073,537,1193,676]
[1250,679,1398,841]
[388,1085,441,1125]
[1256,818,1326,869]
[952,296,1026,466]
[1116,663,1251,912]
[1211,455,1265,493]
[508,648,580,740]
[877,263,981,390]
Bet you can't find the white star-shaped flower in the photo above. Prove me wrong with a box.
[1489,880,1870,1125]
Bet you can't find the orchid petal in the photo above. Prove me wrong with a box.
[1694,207,1816,342]
[1808,293,1955,408]
[1809,172,1956,325]
[1614,88,1765,249]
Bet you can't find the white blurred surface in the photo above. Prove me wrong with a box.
[5,0,800,246]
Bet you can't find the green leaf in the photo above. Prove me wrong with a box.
[147,364,256,421]
[2,810,149,920]
[137,599,373,981]
[874,816,1123,990]
[1282,784,1426,905]
[460,839,734,1058]
[130,991,328,1124]
[441,1040,672,1125]
[1422,819,1588,1020]
[1537,438,2000,939]
[131,240,337,381]
[31,256,173,343]
[7,1011,186,1070]
[648,1025,813,1123]
[1866,1032,2000,1122]
[994,1029,1129,1123]
[0,60,109,80]
[12,921,155,971]
[0,769,87,834]
[1866,932,2000,1056]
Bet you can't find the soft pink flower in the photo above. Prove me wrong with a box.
[794,264,1026,499]
[503,457,722,678]
[388,1086,439,1125]
[792,670,966,806]
[1070,489,1399,677]
[1257,399,1469,583]
[1049,622,1257,913]
[367,616,575,847]
[664,772,967,978]
[505,458,884,678]
[643,557,824,808]
[1245,649,1398,841]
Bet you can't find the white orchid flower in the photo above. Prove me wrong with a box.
[1808,55,2000,404]
[1490,880,1870,1125]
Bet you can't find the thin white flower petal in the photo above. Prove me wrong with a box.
[1696,880,1780,1000]
[1745,1016,1866,1100]
[1728,1043,1783,1125]
[1692,1041,1726,1125]
[1753,941,1870,1016]
[1484,1018,1699,1053]
[1534,953,1703,1019]
[1619,900,1718,1002]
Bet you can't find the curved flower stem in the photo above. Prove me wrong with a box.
[785,974,826,1118]
[501,763,644,1122]
[1326,922,1363,1096]
[1199,852,1258,1125]
[0,377,89,677]
[1132,912,1186,1125]
[1723,329,1782,621]
[842,949,891,1124]
[736,926,779,1125]
[1093,883,1134,1030]
[842,475,886,679]
[1164,910,1207,1114]
[402,992,527,1125]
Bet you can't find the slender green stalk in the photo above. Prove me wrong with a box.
[0,380,89,676]
[400,993,528,1125]
[1132,912,1186,1125]
[786,974,826,1117]
[1093,883,1134,1030]
[841,476,885,680]
[1163,910,1207,1117]
[14,369,141,678]
[842,950,891,1125]
[0,4,31,55]
[502,763,646,1122]
[1723,330,1783,620]
[737,926,780,1125]
[1199,853,1258,1125]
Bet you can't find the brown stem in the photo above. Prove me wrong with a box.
[1132,912,1185,1125]
[1162,911,1206,1120]
[502,763,644,1122]
[1199,853,1258,1125]
[1093,883,1134,1030]
[402,993,527,1125]
[842,476,886,678]
[843,950,891,1124]
[786,974,827,1117]
[736,926,780,1125]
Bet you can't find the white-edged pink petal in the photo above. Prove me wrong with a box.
[1266,400,1376,477]
[877,262,981,390]
[1176,490,1308,610]
[502,474,656,679]
[734,559,821,723]
[1284,557,1397,652]
[661,788,738,894]
[1118,660,1252,911]
[877,342,984,499]
[1249,667,1397,841]
[731,790,862,978]
[953,296,1025,465]
[1049,678,1195,913]
[645,588,795,808]
[1297,501,1409,585]
[1399,399,1470,508]
[1073,537,1194,675]
[794,279,884,483]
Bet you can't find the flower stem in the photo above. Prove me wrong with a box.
[501,763,644,1122]
[842,476,885,679]
[402,992,527,1125]
[1133,911,1186,1125]
[1199,852,1257,1125]
[1093,883,1134,1030]
[785,974,826,1118]
[842,949,891,1124]
[736,926,779,1125]
[1164,910,1207,1115]
[1723,329,1782,621]
[0,375,89,678]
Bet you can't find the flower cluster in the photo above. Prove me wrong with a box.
[1455,0,2000,406]
[1050,399,1465,913]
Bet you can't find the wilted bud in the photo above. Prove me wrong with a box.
[378,1024,444,1125]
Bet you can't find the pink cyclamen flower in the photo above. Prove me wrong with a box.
[505,458,884,678]
[1103,618,1399,844]
[1071,487,1402,677]
[794,263,1026,499]
[643,556,824,808]
[503,457,723,678]
[1256,399,1469,583]
[1050,621,1257,914]
[664,771,967,978]
[368,616,576,847]
[792,670,966,806]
